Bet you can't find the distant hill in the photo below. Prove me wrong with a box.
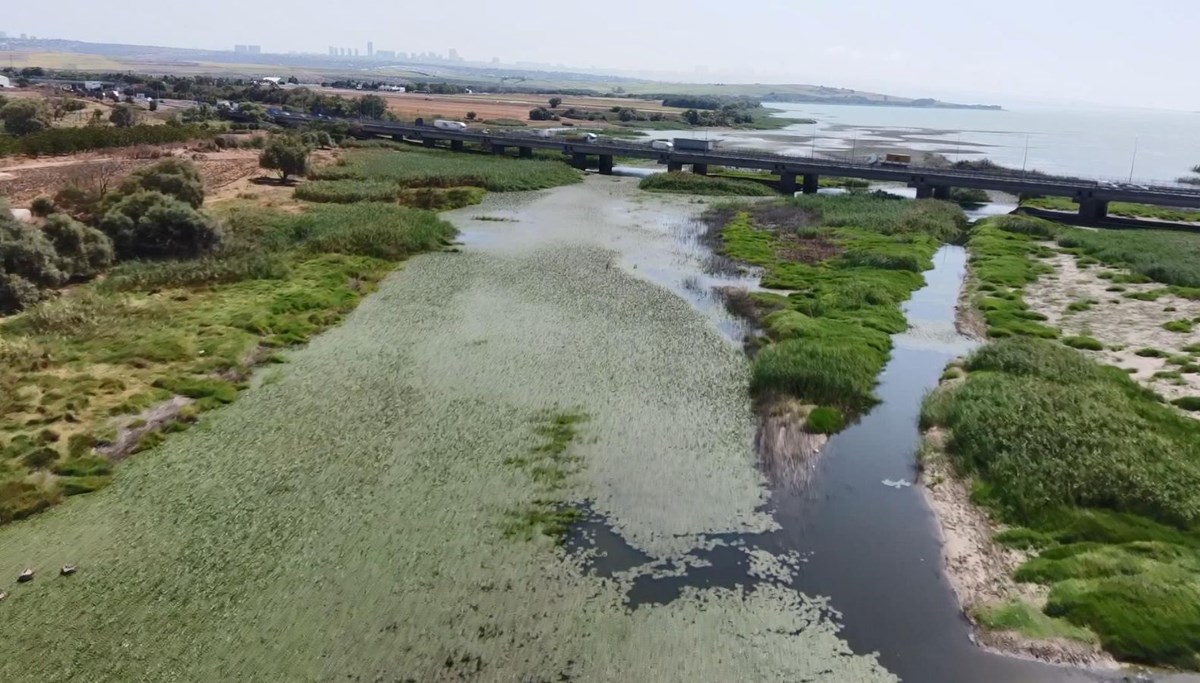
[0,37,1001,110]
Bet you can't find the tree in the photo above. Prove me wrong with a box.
[148,99,158,112]
[109,104,139,128]
[356,94,388,119]
[98,191,220,260]
[259,136,311,182]
[528,107,556,121]
[465,111,476,120]
[287,76,300,85]
[42,213,114,280]
[116,159,205,209]
[548,97,562,109]
[684,109,702,125]
[0,204,65,312]
[0,99,51,136]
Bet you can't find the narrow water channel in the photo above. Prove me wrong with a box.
[566,186,1169,682]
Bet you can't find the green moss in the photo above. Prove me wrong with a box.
[1066,299,1099,313]
[1135,347,1168,358]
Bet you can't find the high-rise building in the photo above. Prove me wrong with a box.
[329,46,336,56]
[233,45,261,54]
[0,31,7,39]
[367,41,374,58]
[353,48,359,57]
[448,48,459,61]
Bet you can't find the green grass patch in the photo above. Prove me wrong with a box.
[502,411,588,545]
[0,199,457,523]
[1165,319,1197,333]
[1057,228,1200,288]
[1063,336,1104,351]
[639,172,776,197]
[805,407,845,434]
[924,336,1200,667]
[312,148,581,192]
[710,194,963,415]
[975,600,1098,644]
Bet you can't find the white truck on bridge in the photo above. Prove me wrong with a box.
[432,119,468,131]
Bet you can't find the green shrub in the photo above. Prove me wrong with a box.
[752,339,882,410]
[99,191,221,260]
[1063,336,1104,351]
[30,195,55,217]
[42,213,114,280]
[117,158,205,208]
[0,205,66,312]
[1173,397,1200,412]
[929,338,1200,525]
[1164,319,1196,334]
[805,407,846,434]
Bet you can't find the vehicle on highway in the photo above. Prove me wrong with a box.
[674,138,714,152]
[433,119,468,131]
[650,140,674,151]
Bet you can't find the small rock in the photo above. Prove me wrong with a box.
[0,590,7,601]
[61,565,77,577]
[17,569,33,583]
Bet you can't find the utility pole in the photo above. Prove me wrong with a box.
[810,122,817,159]
[1021,134,1030,175]
[850,133,858,163]
[1128,137,1139,183]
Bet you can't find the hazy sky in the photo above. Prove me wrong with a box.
[5,0,1198,110]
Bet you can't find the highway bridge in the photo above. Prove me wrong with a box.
[270,110,1200,223]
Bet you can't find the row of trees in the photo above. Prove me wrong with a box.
[1,159,220,312]
[0,95,155,139]
[0,123,207,157]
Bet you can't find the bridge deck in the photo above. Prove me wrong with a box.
[270,110,1200,210]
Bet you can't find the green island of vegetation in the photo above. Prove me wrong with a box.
[928,212,1200,668]
[706,194,964,430]
[0,138,582,524]
[638,172,776,197]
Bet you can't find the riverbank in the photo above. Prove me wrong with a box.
[921,213,1200,672]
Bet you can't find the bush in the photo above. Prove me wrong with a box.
[117,158,205,208]
[0,99,51,136]
[0,124,208,158]
[99,191,221,260]
[0,207,66,312]
[42,213,114,280]
[1173,397,1200,412]
[260,135,311,182]
[1063,335,1105,351]
[109,104,140,128]
[30,196,55,217]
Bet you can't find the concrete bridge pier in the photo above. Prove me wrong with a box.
[693,163,709,175]
[1078,198,1109,222]
[667,161,684,173]
[491,144,508,155]
[914,184,934,199]
[779,172,798,195]
[519,146,533,159]
[934,185,952,201]
[450,140,464,152]
[802,174,820,195]
[572,152,589,170]
[422,138,437,148]
[598,155,614,175]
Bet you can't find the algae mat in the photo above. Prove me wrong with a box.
[0,177,895,682]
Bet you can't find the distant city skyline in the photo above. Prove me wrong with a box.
[3,0,1200,110]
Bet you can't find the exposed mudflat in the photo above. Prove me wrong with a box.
[0,177,896,682]
[1025,250,1200,407]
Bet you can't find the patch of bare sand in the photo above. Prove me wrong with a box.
[919,426,1117,669]
[1024,249,1200,408]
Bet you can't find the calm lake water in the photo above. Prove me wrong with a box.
[768,102,1200,185]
